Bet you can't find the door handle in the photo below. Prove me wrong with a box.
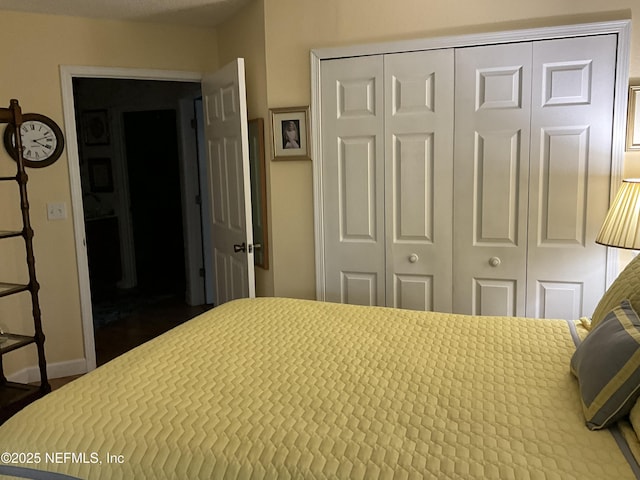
[234,242,246,253]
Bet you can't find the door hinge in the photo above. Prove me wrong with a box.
[195,194,201,205]
[190,118,197,129]
[199,267,205,278]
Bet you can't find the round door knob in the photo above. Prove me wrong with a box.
[409,253,419,263]
[489,256,501,267]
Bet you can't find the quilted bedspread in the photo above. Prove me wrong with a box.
[0,297,637,479]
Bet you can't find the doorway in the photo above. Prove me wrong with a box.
[123,109,185,297]
[71,76,212,365]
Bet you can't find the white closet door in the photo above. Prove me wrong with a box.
[321,55,386,306]
[453,43,533,316]
[384,50,454,311]
[526,35,616,319]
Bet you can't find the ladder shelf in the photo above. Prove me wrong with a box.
[0,99,50,424]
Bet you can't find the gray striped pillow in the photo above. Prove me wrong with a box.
[570,300,640,430]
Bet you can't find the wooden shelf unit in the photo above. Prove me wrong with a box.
[0,99,50,424]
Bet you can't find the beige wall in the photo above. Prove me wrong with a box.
[0,11,219,375]
[262,0,640,299]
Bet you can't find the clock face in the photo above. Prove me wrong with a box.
[16,120,58,162]
[3,113,65,168]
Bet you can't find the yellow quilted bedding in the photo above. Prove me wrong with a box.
[0,297,637,479]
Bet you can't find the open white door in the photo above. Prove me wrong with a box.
[202,58,255,304]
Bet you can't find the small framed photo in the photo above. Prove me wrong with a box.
[82,109,110,146]
[270,106,310,161]
[88,157,114,192]
[627,85,640,151]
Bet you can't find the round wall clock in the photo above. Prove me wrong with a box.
[3,113,65,168]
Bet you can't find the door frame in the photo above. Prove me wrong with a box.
[310,19,631,301]
[60,65,204,372]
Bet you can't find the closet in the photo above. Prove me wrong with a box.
[318,31,619,319]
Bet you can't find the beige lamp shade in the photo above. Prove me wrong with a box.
[596,179,640,249]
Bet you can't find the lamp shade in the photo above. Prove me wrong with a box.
[596,179,640,249]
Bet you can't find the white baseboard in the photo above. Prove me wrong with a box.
[7,358,89,383]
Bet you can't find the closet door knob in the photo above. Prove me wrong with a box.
[409,253,419,263]
[489,256,501,267]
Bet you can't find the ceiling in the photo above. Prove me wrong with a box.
[0,0,252,28]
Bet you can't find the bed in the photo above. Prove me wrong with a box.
[2,260,640,479]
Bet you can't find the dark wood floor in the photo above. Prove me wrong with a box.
[50,293,213,390]
[94,293,212,366]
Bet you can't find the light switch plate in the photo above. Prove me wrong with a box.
[47,202,67,220]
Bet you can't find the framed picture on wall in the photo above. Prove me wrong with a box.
[82,109,110,146]
[248,118,269,269]
[270,106,310,161]
[628,85,640,151]
[88,157,114,192]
